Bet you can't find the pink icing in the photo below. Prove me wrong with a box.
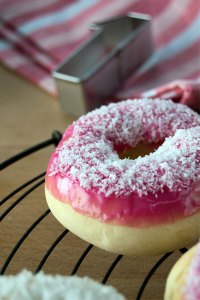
[46,99,200,226]
[182,242,200,300]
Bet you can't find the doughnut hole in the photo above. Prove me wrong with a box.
[119,142,163,160]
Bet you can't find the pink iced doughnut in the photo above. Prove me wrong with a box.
[164,242,200,300]
[45,99,200,255]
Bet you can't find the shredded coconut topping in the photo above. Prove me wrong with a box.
[0,270,125,300]
[49,99,200,197]
[182,243,200,300]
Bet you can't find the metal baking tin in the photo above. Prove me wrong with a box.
[53,13,153,117]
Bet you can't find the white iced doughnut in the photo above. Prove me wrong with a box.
[0,270,125,300]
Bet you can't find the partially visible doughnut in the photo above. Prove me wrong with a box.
[0,270,125,300]
[164,242,200,300]
[45,99,200,255]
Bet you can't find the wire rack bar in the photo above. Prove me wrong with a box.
[0,130,62,170]
[0,178,45,221]
[0,209,50,275]
[179,248,188,254]
[135,248,188,300]
[135,252,173,300]
[0,139,53,170]
[35,229,69,273]
[71,244,94,275]
[0,172,46,206]
[101,255,123,284]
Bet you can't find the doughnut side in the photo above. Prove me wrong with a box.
[45,188,200,256]
[164,245,197,300]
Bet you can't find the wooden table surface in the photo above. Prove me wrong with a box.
[0,65,182,300]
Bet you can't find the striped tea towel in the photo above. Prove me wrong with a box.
[0,0,199,101]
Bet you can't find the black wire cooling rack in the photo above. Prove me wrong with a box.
[0,130,188,300]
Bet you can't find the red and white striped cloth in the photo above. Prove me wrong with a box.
[0,0,199,103]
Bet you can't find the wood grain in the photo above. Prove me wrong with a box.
[0,65,181,299]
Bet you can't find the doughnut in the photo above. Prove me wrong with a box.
[45,99,200,255]
[0,270,125,300]
[164,242,200,299]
